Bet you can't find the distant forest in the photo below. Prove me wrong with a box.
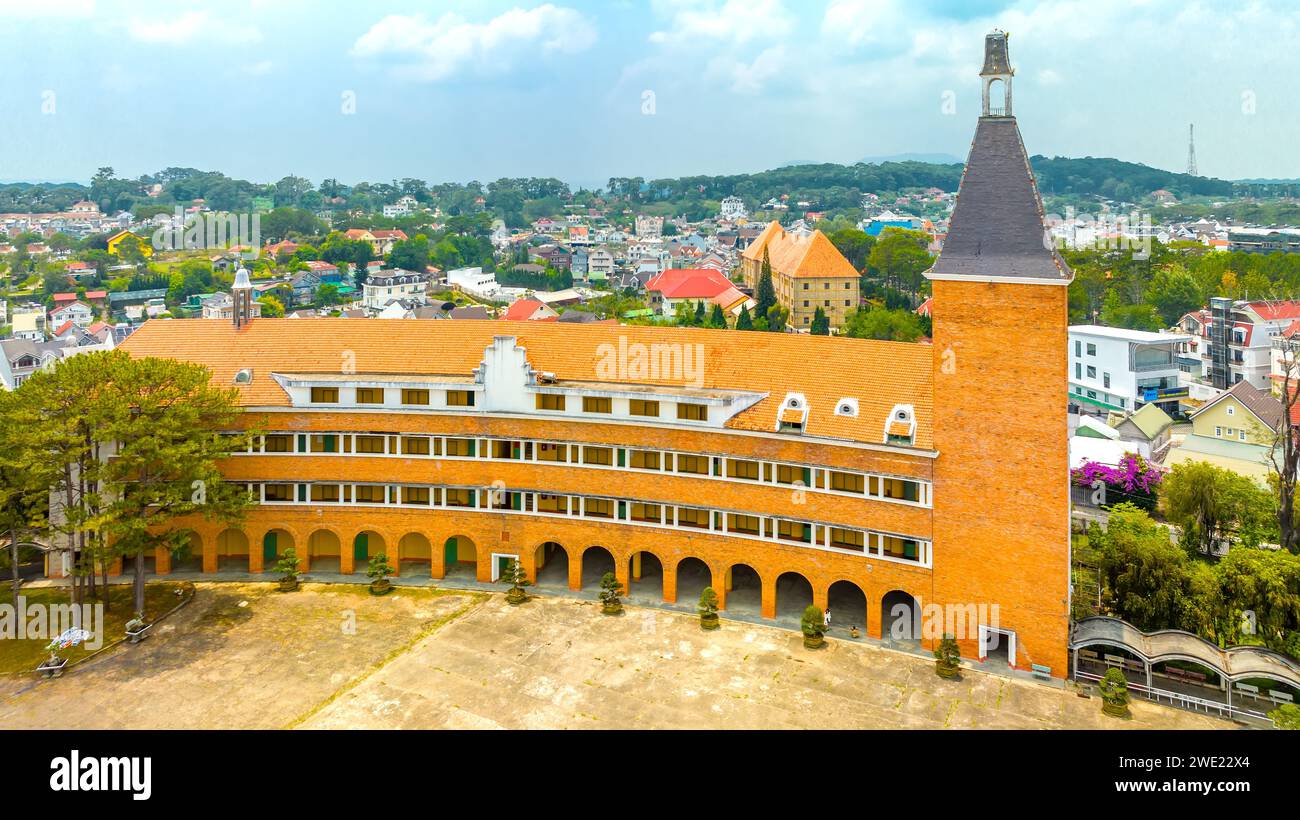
[0,155,1292,226]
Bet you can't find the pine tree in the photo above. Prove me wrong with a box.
[756,247,777,320]
[736,304,754,330]
[708,303,727,328]
[693,300,706,326]
[810,306,830,335]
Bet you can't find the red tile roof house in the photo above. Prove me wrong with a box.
[645,268,747,318]
[502,298,560,322]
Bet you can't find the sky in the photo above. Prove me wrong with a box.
[0,0,1297,188]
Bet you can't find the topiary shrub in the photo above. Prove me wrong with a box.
[503,558,530,605]
[1269,703,1300,730]
[367,552,395,595]
[934,633,961,679]
[698,587,719,630]
[599,571,624,615]
[1099,667,1131,718]
[801,605,826,649]
[275,548,301,592]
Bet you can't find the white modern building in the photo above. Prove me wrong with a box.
[1068,325,1191,418]
[719,196,747,222]
[446,266,501,301]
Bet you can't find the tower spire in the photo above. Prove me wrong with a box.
[980,29,1014,117]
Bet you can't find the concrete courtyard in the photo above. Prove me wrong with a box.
[0,581,1231,730]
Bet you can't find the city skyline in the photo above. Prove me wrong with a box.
[1,0,1298,187]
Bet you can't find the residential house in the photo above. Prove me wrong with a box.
[502,298,559,322]
[1164,381,1282,482]
[49,300,95,328]
[586,247,616,282]
[1106,403,1176,459]
[1068,325,1191,417]
[363,269,430,311]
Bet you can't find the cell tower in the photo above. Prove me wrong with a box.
[1186,123,1198,177]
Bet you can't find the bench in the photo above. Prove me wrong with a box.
[1080,649,1100,662]
[1268,690,1294,704]
[1031,664,1052,681]
[1104,654,1127,667]
[1234,682,1260,697]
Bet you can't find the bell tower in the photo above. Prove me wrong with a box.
[981,29,1013,117]
[925,31,1073,676]
[232,265,254,329]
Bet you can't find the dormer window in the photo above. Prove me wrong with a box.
[885,404,916,446]
[835,398,859,417]
[777,392,809,433]
[233,368,253,385]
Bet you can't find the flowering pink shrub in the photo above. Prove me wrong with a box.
[1072,454,1164,492]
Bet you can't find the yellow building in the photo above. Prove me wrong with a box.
[740,222,861,332]
[1164,381,1282,482]
[106,229,153,258]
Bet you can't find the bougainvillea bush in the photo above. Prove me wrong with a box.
[1072,454,1164,510]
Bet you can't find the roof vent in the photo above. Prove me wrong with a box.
[538,371,558,384]
[835,398,859,417]
[234,368,253,384]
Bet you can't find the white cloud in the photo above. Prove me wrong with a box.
[649,0,793,46]
[351,5,597,82]
[0,0,95,18]
[711,46,786,95]
[128,11,262,45]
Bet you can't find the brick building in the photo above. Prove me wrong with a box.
[88,31,1071,677]
[739,222,861,332]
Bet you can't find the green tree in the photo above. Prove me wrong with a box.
[1159,461,1276,555]
[257,295,285,317]
[707,303,727,329]
[97,353,250,615]
[735,304,754,331]
[755,248,776,320]
[1093,503,1200,632]
[1147,264,1203,325]
[867,228,932,298]
[842,307,923,342]
[810,306,830,335]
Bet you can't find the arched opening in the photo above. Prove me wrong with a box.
[774,571,814,626]
[443,535,477,581]
[881,589,920,645]
[723,564,762,616]
[1150,658,1221,698]
[987,77,1007,115]
[580,545,616,590]
[352,530,386,573]
[215,529,249,572]
[533,541,568,589]
[674,557,712,608]
[307,529,341,574]
[828,580,869,638]
[625,551,664,605]
[1230,676,1300,713]
[261,528,295,572]
[171,530,203,572]
[398,533,431,572]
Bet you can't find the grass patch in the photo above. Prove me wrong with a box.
[0,582,187,676]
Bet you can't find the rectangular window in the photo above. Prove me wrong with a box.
[1239,430,1247,441]
[536,393,566,411]
[1087,343,1097,356]
[881,535,920,561]
[445,438,476,457]
[775,464,810,486]
[830,528,865,551]
[676,454,709,475]
[263,434,293,453]
[583,396,612,413]
[536,494,568,514]
[1086,366,1096,379]
[309,434,337,453]
[354,484,387,503]
[263,483,294,502]
[355,435,386,454]
[676,507,708,529]
[583,446,613,466]
[1075,363,1081,379]
[629,399,660,417]
[629,450,661,470]
[881,478,920,502]
[677,403,707,421]
[776,520,811,543]
[310,386,338,403]
[447,390,475,407]
[830,471,865,494]
[585,498,614,519]
[1103,372,1111,389]
[402,389,430,406]
[491,440,523,460]
[1075,340,1081,356]
[401,436,430,455]
[726,459,760,480]
[402,486,430,505]
[536,443,566,463]
[629,502,661,523]
[310,484,340,502]
[356,387,384,404]
[444,489,475,507]
[727,514,761,536]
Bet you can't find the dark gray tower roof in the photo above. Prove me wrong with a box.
[981,30,1012,76]
[926,36,1072,285]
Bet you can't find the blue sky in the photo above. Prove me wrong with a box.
[0,0,1297,187]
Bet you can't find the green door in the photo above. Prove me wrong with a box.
[354,533,368,562]
[496,556,511,579]
[262,531,277,562]
[444,537,458,566]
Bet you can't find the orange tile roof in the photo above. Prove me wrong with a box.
[119,319,935,449]
[740,221,859,280]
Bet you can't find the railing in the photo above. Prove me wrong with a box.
[1074,670,1275,726]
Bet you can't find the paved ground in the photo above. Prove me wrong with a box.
[0,583,478,729]
[1,582,1232,730]
[301,594,1231,730]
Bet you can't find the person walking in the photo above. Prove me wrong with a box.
[823,606,832,630]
